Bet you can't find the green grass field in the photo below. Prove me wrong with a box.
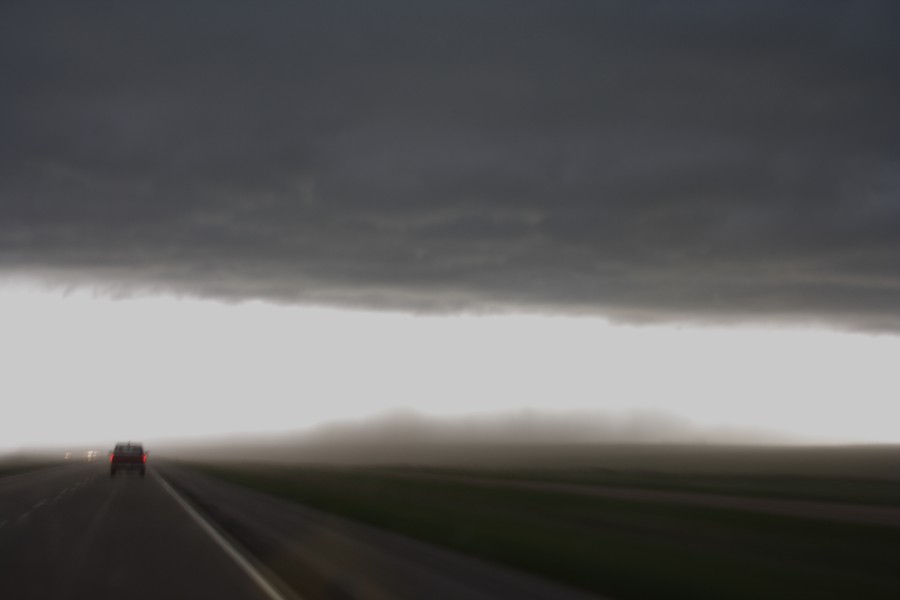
[194,451,900,600]
[385,466,900,507]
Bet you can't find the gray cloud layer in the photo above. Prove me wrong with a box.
[2,1,899,329]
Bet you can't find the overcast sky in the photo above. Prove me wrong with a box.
[2,2,899,449]
[3,0,898,328]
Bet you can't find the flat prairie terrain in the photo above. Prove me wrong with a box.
[182,444,900,600]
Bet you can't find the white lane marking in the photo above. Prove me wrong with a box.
[33,500,46,509]
[156,474,295,600]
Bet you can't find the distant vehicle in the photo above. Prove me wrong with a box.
[109,442,147,477]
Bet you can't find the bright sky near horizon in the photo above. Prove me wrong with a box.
[3,285,898,451]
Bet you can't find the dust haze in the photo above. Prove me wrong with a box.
[148,408,801,466]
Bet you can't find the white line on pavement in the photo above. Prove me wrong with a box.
[156,473,298,600]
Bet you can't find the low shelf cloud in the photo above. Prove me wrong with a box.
[2,1,898,331]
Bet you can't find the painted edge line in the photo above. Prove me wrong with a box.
[156,473,294,600]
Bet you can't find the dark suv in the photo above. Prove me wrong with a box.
[110,442,147,477]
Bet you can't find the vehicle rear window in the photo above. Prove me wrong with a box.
[114,445,143,455]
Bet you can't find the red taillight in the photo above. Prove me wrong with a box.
[109,454,114,463]
[142,453,147,463]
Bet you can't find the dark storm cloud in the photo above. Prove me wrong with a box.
[1,1,898,329]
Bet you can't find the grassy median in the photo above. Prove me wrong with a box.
[196,462,900,600]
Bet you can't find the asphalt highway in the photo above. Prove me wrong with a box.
[0,463,282,600]
[1,463,605,600]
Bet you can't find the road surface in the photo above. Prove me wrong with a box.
[0,463,281,600]
[0,463,605,600]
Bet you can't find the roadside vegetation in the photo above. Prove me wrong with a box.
[383,466,900,507]
[196,456,900,600]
